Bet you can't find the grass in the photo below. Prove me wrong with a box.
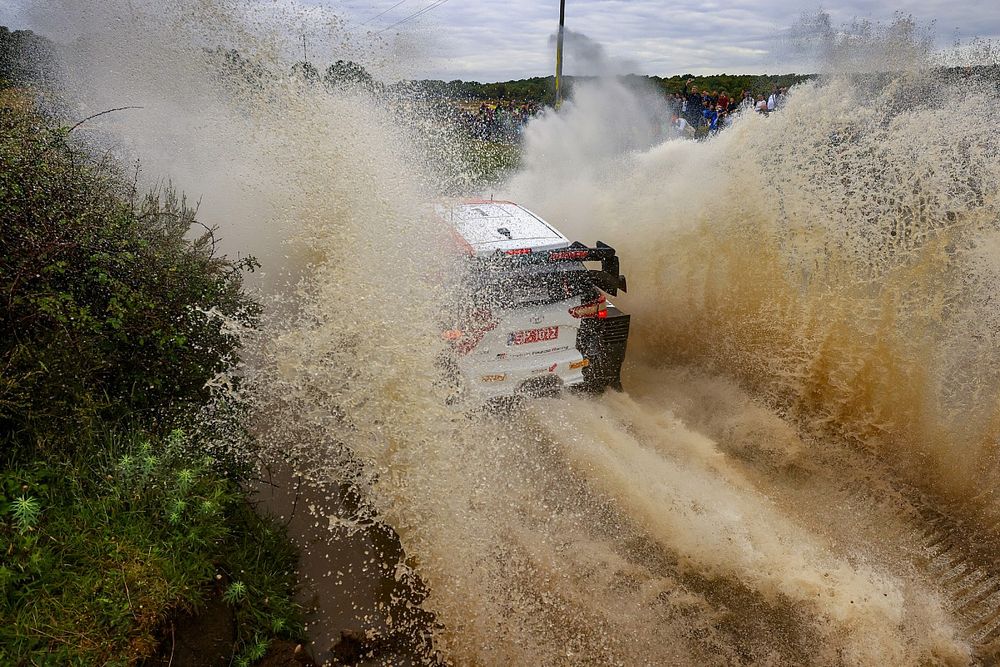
[0,428,302,666]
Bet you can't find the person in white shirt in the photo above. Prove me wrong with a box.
[670,113,693,138]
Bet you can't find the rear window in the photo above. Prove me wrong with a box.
[468,263,598,309]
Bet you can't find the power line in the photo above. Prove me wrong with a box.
[359,0,411,26]
[376,0,451,33]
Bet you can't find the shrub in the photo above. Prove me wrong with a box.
[0,429,301,665]
[0,95,300,665]
[0,99,260,453]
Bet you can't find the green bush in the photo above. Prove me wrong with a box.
[0,95,301,665]
[0,101,259,453]
[0,26,55,89]
[0,428,300,665]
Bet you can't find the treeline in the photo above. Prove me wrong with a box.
[7,25,999,108]
[0,27,811,104]
[207,49,812,106]
[652,72,813,97]
[397,72,815,104]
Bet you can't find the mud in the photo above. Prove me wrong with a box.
[253,464,439,666]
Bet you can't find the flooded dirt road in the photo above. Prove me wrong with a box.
[27,1,1000,663]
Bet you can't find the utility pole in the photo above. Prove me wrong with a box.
[302,34,308,62]
[555,0,565,108]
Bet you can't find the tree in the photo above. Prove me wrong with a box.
[291,60,320,83]
[324,60,375,90]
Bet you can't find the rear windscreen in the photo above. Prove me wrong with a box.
[468,264,597,309]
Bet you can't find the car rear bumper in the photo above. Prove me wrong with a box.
[459,347,588,401]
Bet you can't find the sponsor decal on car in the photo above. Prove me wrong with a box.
[518,345,571,357]
[508,326,559,346]
[569,358,590,369]
[480,374,506,382]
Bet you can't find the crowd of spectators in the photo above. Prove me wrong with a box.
[451,80,789,145]
[461,101,542,143]
[668,80,788,138]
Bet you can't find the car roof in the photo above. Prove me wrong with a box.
[441,200,570,257]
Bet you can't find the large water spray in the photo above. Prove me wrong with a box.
[510,58,1000,526]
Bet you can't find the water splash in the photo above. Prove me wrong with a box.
[509,43,1000,530]
[31,3,1000,663]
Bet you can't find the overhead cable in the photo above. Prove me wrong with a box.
[376,0,451,33]
[360,0,411,26]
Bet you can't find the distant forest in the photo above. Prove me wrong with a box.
[396,73,814,105]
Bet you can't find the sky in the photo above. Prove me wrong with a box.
[2,0,999,81]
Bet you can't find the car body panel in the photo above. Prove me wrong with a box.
[439,201,570,256]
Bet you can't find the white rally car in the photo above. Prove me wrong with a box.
[437,200,630,402]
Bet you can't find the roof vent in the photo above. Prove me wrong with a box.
[497,227,512,239]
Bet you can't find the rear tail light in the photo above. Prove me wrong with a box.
[569,293,607,319]
[443,307,497,355]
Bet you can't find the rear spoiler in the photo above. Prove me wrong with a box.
[485,241,628,296]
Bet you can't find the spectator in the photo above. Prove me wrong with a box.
[702,104,719,132]
[710,104,728,133]
[683,80,703,126]
[671,112,693,138]
[775,86,788,109]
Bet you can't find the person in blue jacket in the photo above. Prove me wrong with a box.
[702,105,718,133]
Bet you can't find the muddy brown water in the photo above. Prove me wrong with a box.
[253,465,438,666]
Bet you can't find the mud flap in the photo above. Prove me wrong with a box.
[576,307,630,393]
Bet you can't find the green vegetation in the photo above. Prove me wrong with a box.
[201,47,815,106]
[650,72,813,97]
[0,26,53,88]
[454,139,521,187]
[399,76,560,104]
[1,95,260,449]
[0,87,302,664]
[397,72,815,105]
[0,429,299,665]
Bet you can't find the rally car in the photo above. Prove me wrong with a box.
[437,200,630,401]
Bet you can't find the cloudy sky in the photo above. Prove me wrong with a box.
[324,0,1000,80]
[3,0,999,81]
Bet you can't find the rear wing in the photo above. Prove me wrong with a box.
[483,241,628,296]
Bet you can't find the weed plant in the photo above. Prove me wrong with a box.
[0,428,302,665]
